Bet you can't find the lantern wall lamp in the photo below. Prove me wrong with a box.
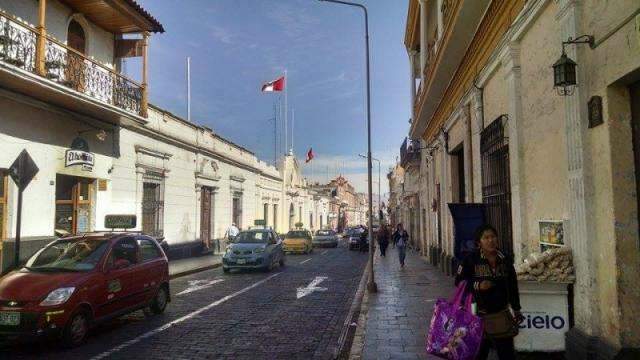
[553,35,595,96]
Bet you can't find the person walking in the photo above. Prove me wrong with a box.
[455,224,524,360]
[377,224,390,257]
[225,223,239,242]
[359,227,368,253]
[393,223,409,268]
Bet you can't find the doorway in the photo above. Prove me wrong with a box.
[232,193,242,228]
[200,187,214,249]
[630,81,640,241]
[0,171,7,240]
[55,175,94,236]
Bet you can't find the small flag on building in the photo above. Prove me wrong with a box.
[305,148,314,163]
[261,76,285,92]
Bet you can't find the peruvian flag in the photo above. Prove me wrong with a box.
[305,148,314,163]
[261,76,285,92]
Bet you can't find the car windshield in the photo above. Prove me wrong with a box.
[233,231,269,244]
[316,230,333,236]
[286,231,308,238]
[25,238,110,272]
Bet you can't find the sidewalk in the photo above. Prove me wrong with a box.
[168,253,222,278]
[350,246,452,360]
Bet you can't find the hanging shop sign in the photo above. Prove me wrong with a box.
[65,137,94,171]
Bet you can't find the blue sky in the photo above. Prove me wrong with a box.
[130,0,410,195]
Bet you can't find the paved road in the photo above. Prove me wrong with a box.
[1,242,368,360]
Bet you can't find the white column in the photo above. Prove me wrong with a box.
[471,87,484,203]
[436,0,444,42]
[501,43,526,264]
[438,134,451,256]
[461,106,473,203]
[418,0,428,82]
[556,0,597,335]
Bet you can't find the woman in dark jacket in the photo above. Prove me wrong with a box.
[377,224,390,257]
[455,224,524,360]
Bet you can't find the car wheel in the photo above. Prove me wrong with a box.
[62,309,90,348]
[149,285,169,314]
[223,266,230,273]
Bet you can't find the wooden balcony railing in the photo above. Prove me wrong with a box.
[0,11,144,117]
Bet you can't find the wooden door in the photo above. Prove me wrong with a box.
[200,187,212,249]
[55,175,93,235]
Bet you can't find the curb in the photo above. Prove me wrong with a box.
[346,255,379,360]
[169,262,222,279]
[333,257,371,360]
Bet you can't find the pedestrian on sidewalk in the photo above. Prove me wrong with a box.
[359,227,369,253]
[225,223,239,242]
[393,223,409,268]
[455,224,524,360]
[377,224,390,257]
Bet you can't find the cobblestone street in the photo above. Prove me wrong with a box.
[1,242,367,360]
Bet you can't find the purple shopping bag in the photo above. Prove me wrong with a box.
[426,281,483,360]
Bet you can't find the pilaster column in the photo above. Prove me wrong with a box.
[460,106,473,203]
[501,43,526,264]
[438,133,451,255]
[418,0,428,82]
[35,0,47,76]
[556,0,597,337]
[471,87,484,203]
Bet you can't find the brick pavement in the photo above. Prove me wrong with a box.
[351,246,454,360]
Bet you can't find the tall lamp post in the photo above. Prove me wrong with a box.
[319,0,376,293]
[359,154,380,222]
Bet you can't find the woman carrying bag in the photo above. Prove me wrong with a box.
[455,224,524,360]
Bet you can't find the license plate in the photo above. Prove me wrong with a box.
[236,259,246,264]
[0,312,20,326]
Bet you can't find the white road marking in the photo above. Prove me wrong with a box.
[90,273,281,360]
[176,279,224,296]
[299,258,312,265]
[296,276,328,299]
[321,250,328,255]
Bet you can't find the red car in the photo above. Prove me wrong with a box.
[0,233,170,347]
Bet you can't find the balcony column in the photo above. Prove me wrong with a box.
[436,0,444,42]
[141,32,149,117]
[408,50,417,119]
[35,0,47,76]
[418,0,428,83]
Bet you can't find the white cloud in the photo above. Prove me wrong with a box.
[209,25,234,44]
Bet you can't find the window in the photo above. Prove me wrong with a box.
[108,237,138,268]
[232,193,242,228]
[137,237,163,262]
[142,174,164,238]
[0,171,7,239]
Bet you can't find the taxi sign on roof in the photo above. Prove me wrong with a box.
[105,215,137,230]
[254,219,266,226]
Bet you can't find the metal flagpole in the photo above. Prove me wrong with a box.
[284,69,288,154]
[291,108,295,154]
[273,101,277,166]
[187,57,191,121]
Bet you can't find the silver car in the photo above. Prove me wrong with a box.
[222,229,285,272]
[312,229,339,248]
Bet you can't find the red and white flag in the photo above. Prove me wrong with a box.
[305,148,314,163]
[261,76,285,92]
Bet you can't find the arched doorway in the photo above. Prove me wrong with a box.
[66,19,86,91]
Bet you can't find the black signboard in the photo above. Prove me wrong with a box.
[9,149,39,190]
[254,219,266,226]
[105,215,137,230]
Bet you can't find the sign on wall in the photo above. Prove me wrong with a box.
[65,137,94,171]
[539,220,564,252]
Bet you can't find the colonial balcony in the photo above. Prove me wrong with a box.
[406,0,492,140]
[0,1,163,126]
[400,137,421,169]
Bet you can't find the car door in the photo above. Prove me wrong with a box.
[96,237,139,319]
[136,236,167,303]
[270,231,282,263]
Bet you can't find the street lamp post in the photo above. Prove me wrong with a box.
[359,154,380,222]
[319,0,376,293]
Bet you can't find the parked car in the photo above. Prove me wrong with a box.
[312,230,339,248]
[283,230,313,254]
[348,232,369,251]
[0,233,170,347]
[222,229,285,272]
